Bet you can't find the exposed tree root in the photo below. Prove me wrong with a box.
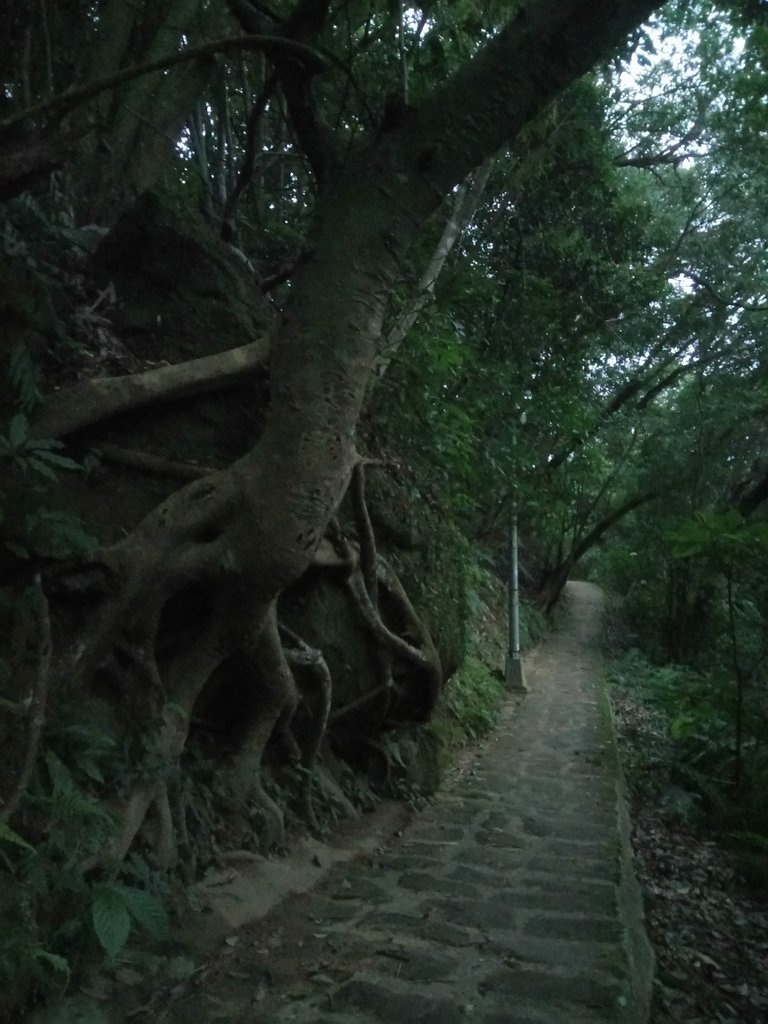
[341,549,441,718]
[51,536,434,864]
[312,761,361,821]
[148,784,178,870]
[375,559,442,715]
[46,457,440,864]
[112,780,166,864]
[32,337,270,439]
[365,737,398,791]
[350,463,395,701]
[107,593,254,861]
[170,774,195,881]
[351,464,378,605]
[280,622,332,833]
[94,443,216,480]
[329,682,401,726]
[69,470,243,691]
[58,466,285,863]
[305,463,443,737]
[216,604,297,848]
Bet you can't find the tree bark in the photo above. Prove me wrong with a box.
[47,0,661,857]
[33,337,270,439]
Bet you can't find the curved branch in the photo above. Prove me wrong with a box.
[0,34,328,137]
[280,622,332,831]
[682,270,768,314]
[350,462,378,605]
[95,444,215,480]
[228,0,338,189]
[399,0,659,202]
[328,682,398,725]
[33,336,270,438]
[572,491,657,567]
[377,158,494,375]
[614,101,709,170]
[221,70,279,233]
[375,559,442,714]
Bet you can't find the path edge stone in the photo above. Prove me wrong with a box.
[597,668,655,1023]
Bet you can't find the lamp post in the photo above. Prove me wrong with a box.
[505,410,528,692]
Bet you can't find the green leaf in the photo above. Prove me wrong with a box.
[117,885,169,940]
[24,457,60,481]
[79,758,105,784]
[729,830,768,852]
[26,508,98,556]
[45,750,76,796]
[92,885,132,959]
[29,448,81,471]
[10,344,41,410]
[34,950,71,975]
[4,541,30,559]
[8,412,29,449]
[24,436,62,450]
[0,819,35,852]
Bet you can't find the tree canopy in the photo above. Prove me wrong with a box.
[2,0,768,1012]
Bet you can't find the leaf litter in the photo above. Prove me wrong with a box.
[612,685,768,1023]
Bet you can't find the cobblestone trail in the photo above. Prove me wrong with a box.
[168,581,653,1024]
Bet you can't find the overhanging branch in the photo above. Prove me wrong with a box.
[0,34,328,138]
[33,336,270,439]
[228,0,339,189]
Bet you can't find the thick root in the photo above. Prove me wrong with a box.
[280,622,333,833]
[33,337,270,439]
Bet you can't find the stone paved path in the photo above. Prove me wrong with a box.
[165,581,653,1024]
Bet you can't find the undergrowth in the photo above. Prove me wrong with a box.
[609,647,768,885]
[445,655,506,741]
[0,741,171,1015]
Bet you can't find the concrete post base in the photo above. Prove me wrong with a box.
[505,654,528,692]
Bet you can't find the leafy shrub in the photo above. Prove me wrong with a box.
[445,656,505,741]
[0,699,174,1011]
[0,411,81,481]
[0,736,170,1013]
[610,648,768,839]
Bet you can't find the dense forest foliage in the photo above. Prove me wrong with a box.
[1,0,768,1015]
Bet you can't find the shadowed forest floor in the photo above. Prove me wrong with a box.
[612,684,768,1023]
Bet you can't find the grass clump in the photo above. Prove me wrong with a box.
[445,656,506,742]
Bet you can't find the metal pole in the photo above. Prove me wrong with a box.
[505,501,527,692]
[512,509,521,657]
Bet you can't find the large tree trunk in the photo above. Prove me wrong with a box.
[41,0,660,856]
